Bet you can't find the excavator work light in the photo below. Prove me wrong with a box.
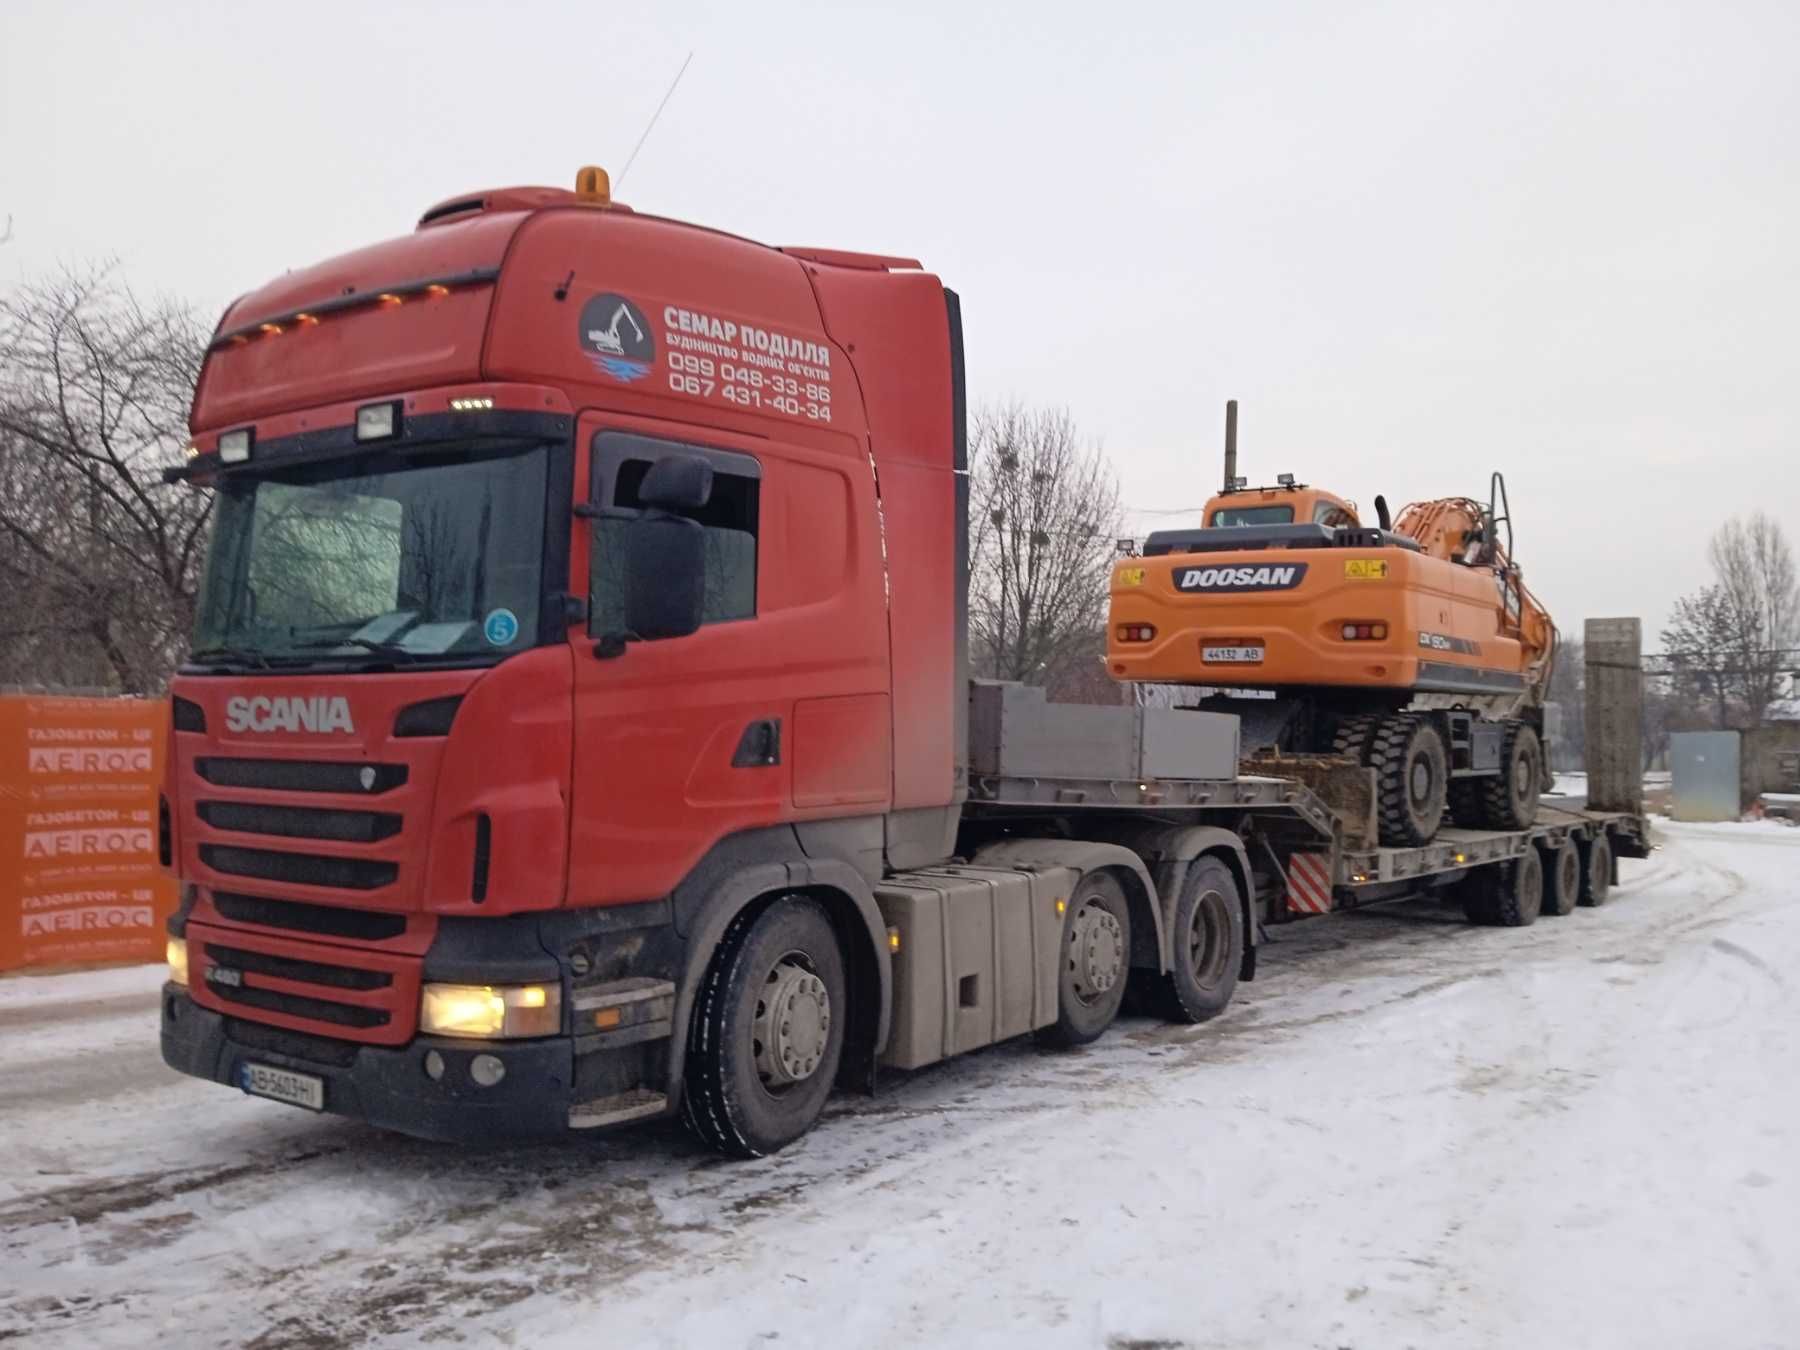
[218,430,252,463]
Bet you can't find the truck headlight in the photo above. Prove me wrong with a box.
[167,937,189,986]
[419,982,560,1039]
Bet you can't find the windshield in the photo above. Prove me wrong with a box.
[191,444,549,666]
[1210,504,1294,526]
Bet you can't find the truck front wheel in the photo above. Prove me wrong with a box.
[1039,871,1132,1047]
[682,895,847,1158]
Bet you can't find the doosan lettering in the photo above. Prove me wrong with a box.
[225,696,356,734]
[1177,564,1305,591]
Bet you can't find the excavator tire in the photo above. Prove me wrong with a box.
[1369,715,1448,847]
[1331,713,1382,761]
[1447,778,1483,828]
[1477,723,1542,831]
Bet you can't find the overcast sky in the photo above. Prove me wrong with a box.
[4,0,1795,643]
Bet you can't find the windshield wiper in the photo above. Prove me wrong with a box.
[187,644,273,669]
[286,636,421,660]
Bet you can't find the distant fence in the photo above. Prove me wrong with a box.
[0,695,177,973]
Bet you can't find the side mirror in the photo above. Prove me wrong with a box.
[639,455,713,512]
[621,514,706,640]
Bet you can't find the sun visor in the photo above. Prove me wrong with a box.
[191,211,526,431]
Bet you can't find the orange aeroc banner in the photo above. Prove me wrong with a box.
[0,695,178,972]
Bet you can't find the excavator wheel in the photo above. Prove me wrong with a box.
[1331,713,1382,761]
[1446,778,1484,829]
[1369,715,1448,847]
[1477,723,1542,831]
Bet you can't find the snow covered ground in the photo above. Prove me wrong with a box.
[3,819,1798,1349]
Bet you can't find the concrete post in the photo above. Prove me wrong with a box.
[1584,617,1643,814]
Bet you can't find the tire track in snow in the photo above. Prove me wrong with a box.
[1,827,1775,1349]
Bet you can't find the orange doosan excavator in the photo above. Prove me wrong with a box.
[1107,403,1557,847]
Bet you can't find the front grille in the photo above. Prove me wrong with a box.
[195,758,407,795]
[224,1016,361,1068]
[213,890,407,941]
[204,942,393,992]
[201,844,399,891]
[197,800,402,844]
[208,981,390,1030]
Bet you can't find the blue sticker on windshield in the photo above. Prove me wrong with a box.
[483,608,520,647]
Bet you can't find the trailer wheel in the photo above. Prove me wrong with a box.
[1540,838,1581,916]
[1039,871,1132,1047]
[1157,857,1244,1024]
[1370,715,1448,847]
[1461,850,1543,927]
[1477,723,1542,831]
[1579,832,1614,907]
[681,895,847,1158]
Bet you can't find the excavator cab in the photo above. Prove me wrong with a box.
[1202,478,1360,531]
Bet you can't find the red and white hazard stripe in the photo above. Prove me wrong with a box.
[1285,852,1334,915]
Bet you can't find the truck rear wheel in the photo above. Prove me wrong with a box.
[1540,838,1581,916]
[1579,833,1614,907]
[1039,871,1132,1047]
[1370,715,1448,846]
[1157,857,1243,1023]
[682,895,847,1158]
[1477,723,1542,831]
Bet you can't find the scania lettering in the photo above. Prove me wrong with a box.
[156,167,1650,1157]
[223,695,357,735]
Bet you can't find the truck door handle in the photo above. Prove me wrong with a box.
[732,719,781,768]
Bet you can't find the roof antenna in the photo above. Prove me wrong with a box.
[618,51,694,190]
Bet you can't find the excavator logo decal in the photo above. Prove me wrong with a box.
[577,293,654,382]
[1175,562,1309,593]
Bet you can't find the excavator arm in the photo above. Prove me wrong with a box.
[1392,482,1556,703]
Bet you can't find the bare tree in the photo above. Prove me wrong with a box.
[1662,584,1742,729]
[0,267,211,692]
[967,402,1124,688]
[1546,634,1584,770]
[1663,515,1800,728]
[1710,513,1800,725]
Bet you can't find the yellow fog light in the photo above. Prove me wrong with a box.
[419,982,560,1039]
[166,937,189,987]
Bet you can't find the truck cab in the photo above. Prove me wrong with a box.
[160,171,970,1151]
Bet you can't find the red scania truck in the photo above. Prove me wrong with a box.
[159,170,1648,1155]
